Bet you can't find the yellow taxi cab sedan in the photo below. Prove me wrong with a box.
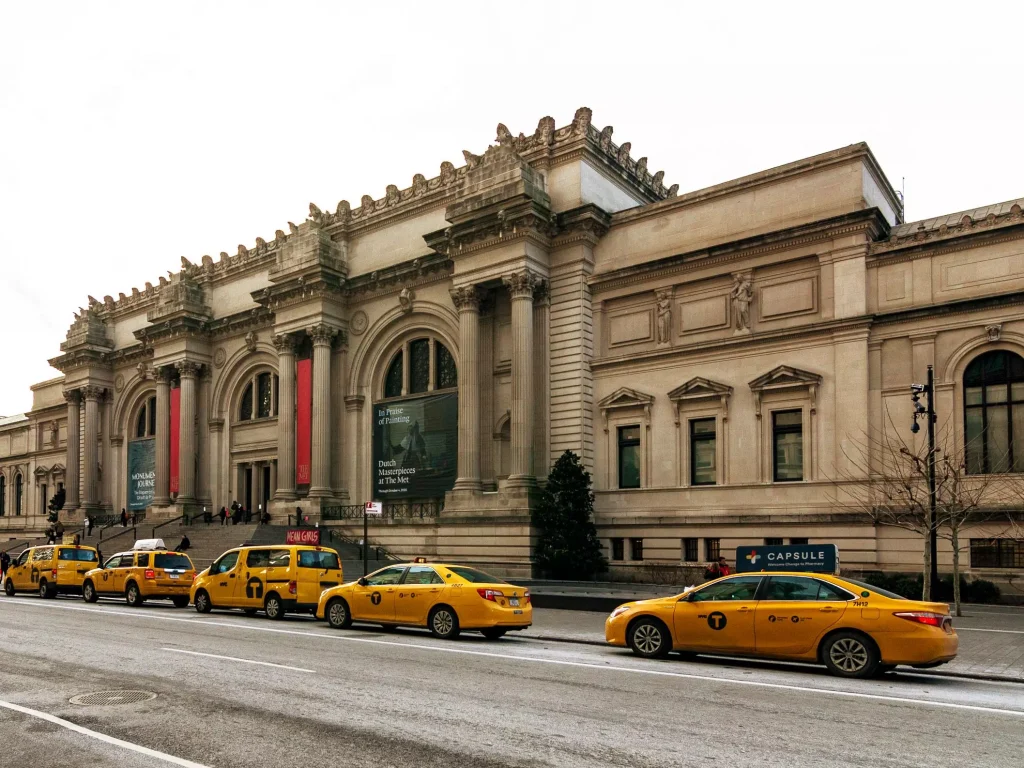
[316,562,532,640]
[82,543,196,608]
[605,571,958,678]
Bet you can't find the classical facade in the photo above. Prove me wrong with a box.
[4,107,1023,582]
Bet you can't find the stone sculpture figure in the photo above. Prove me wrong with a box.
[655,291,672,344]
[731,274,753,331]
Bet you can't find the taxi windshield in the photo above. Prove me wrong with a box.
[57,548,98,562]
[448,566,506,584]
[153,553,191,570]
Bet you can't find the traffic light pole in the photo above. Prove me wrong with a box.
[926,365,939,591]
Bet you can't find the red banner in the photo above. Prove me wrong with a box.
[296,358,312,486]
[169,386,180,495]
[286,528,320,546]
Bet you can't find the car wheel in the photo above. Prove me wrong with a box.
[628,618,671,659]
[4,579,14,597]
[125,583,144,607]
[264,594,285,621]
[243,608,258,617]
[429,606,460,640]
[822,631,880,679]
[194,589,212,613]
[39,580,55,599]
[83,581,98,603]
[327,598,352,630]
[172,597,189,609]
[481,628,506,641]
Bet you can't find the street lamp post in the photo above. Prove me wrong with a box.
[911,365,939,595]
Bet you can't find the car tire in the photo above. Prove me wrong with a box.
[822,631,880,679]
[243,608,258,617]
[83,581,98,603]
[628,618,671,659]
[125,583,144,608]
[194,589,212,614]
[39,579,55,599]
[264,593,285,621]
[326,598,352,630]
[429,606,460,640]
[4,579,14,597]
[172,597,189,609]
[379,624,398,633]
[481,628,506,640]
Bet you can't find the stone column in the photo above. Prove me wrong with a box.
[503,269,544,488]
[197,368,212,507]
[451,285,482,492]
[273,333,298,501]
[81,386,103,508]
[308,323,337,497]
[63,390,81,510]
[153,368,172,506]
[175,361,200,504]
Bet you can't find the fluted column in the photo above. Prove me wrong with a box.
[175,361,200,504]
[451,285,482,492]
[153,368,172,506]
[503,269,544,488]
[81,386,103,508]
[308,323,336,497]
[274,334,298,501]
[63,390,81,510]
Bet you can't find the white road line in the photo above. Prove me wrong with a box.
[7,600,1024,719]
[0,698,211,768]
[161,647,314,673]
[956,628,1024,635]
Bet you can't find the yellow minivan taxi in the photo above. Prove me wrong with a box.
[3,544,100,599]
[604,571,958,678]
[191,544,343,619]
[82,547,196,608]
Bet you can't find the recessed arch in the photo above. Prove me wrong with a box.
[211,343,278,419]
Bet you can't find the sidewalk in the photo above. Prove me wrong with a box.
[522,604,1024,684]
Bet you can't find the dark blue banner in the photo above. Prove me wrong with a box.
[735,544,839,573]
[372,393,457,499]
[127,438,156,510]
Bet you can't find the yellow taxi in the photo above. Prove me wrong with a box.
[191,544,343,619]
[604,572,958,678]
[316,562,532,640]
[3,543,100,599]
[82,541,196,608]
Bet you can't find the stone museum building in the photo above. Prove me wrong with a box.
[2,107,1022,581]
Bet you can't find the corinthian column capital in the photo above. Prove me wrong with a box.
[308,323,337,346]
[63,389,81,405]
[175,360,201,379]
[502,269,545,300]
[449,285,482,312]
[272,333,299,354]
[81,385,105,401]
[153,366,174,384]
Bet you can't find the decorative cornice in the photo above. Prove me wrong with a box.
[344,394,365,412]
[345,251,452,298]
[871,202,1023,256]
[425,202,557,259]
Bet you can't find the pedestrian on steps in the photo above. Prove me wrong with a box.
[120,509,128,527]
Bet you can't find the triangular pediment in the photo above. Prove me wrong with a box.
[597,387,655,411]
[34,465,49,477]
[668,377,733,402]
[748,365,822,392]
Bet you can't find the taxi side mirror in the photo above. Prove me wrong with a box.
[357,577,367,587]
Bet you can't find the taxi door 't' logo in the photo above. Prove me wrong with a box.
[707,611,727,630]
[371,591,382,606]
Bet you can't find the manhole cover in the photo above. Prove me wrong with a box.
[69,690,157,706]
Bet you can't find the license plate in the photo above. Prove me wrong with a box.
[514,609,523,614]
[169,574,179,580]
[510,597,520,607]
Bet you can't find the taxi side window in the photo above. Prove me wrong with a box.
[17,551,31,566]
[403,566,443,585]
[268,550,290,568]
[763,577,821,601]
[33,548,54,562]
[246,550,270,568]
[815,580,853,601]
[365,567,406,586]
[102,555,121,569]
[690,576,762,602]
[136,553,150,568]
[211,552,239,574]
[114,555,133,568]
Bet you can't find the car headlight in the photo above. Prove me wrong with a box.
[610,605,632,619]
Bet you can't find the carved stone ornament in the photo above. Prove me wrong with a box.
[308,323,338,345]
[730,272,754,332]
[175,360,201,378]
[213,348,227,369]
[62,389,80,405]
[244,331,258,353]
[349,310,369,336]
[655,289,672,345]
[81,385,105,401]
[502,269,544,300]
[272,333,299,353]
[153,366,174,384]
[114,374,125,392]
[986,324,1002,342]
[136,362,150,380]
[450,285,482,312]
[398,287,416,313]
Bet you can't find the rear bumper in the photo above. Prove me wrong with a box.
[875,631,959,665]
[142,584,192,597]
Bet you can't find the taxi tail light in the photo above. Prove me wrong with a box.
[893,611,947,627]
[288,580,297,595]
[51,568,58,579]
[477,588,505,602]
[144,569,156,580]
[524,590,531,605]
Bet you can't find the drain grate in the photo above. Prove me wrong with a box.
[69,690,157,706]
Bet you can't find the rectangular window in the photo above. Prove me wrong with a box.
[689,418,717,485]
[772,410,804,482]
[629,538,644,561]
[136,553,149,567]
[789,537,809,545]
[764,537,783,546]
[682,538,699,562]
[611,538,624,561]
[705,538,720,561]
[970,539,1024,569]
[617,425,641,489]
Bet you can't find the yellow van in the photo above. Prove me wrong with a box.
[3,544,100,599]
[82,541,196,608]
[190,544,343,620]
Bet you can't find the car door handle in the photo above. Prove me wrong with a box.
[819,607,837,613]
[737,606,752,613]
[229,574,235,578]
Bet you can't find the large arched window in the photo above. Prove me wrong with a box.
[0,475,5,517]
[964,350,1024,474]
[14,473,22,516]
[134,395,158,439]
[237,371,280,422]
[380,338,457,400]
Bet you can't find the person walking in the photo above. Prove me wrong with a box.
[84,515,92,538]
[225,506,232,526]
[0,550,10,585]
[120,509,128,527]
[218,506,226,526]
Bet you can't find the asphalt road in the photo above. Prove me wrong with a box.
[1,596,1022,768]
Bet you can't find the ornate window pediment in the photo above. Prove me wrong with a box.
[598,387,655,433]
[668,378,733,415]
[748,365,822,416]
[34,466,50,478]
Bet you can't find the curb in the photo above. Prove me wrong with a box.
[523,633,1024,686]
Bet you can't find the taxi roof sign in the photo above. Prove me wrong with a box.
[735,543,839,574]
[132,538,167,551]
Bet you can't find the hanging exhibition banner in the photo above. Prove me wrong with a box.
[296,358,312,486]
[127,438,156,510]
[372,393,458,499]
[169,386,180,495]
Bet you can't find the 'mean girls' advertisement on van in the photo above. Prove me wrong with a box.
[372,393,457,499]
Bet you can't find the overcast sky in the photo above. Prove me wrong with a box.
[2,1,1022,414]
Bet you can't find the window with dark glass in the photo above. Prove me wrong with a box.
[383,351,404,398]
[14,474,22,516]
[964,351,1024,474]
[611,538,624,561]
[617,425,641,489]
[772,410,803,481]
[148,396,156,436]
[409,339,431,394]
[690,576,762,602]
[705,538,720,561]
[273,375,279,416]
[689,418,717,485]
[436,342,457,389]
[970,538,1024,569]
[630,538,644,561]
[135,395,157,438]
[136,408,147,439]
[789,537,809,545]
[239,385,253,421]
[257,373,273,418]
[764,537,783,546]
[682,538,698,562]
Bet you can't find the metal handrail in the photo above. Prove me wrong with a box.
[321,500,444,521]
[150,515,185,538]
